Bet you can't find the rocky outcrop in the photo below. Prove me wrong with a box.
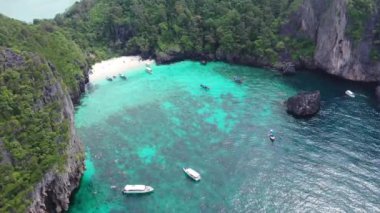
[283,0,380,82]
[286,91,321,117]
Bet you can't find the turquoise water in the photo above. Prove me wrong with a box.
[0,0,77,22]
[70,61,380,212]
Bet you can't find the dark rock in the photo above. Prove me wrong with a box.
[0,48,25,71]
[376,85,380,102]
[274,62,296,75]
[155,51,215,65]
[286,91,321,117]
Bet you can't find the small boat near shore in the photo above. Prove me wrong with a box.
[200,84,210,90]
[233,76,243,84]
[122,185,154,194]
[119,74,127,80]
[345,90,355,98]
[106,76,113,81]
[146,67,153,74]
[183,168,201,181]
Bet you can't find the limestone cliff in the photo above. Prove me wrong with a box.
[27,70,84,213]
[0,48,84,212]
[284,0,380,82]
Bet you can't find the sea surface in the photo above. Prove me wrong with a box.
[70,61,380,212]
[0,0,77,22]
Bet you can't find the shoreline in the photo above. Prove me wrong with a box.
[89,56,154,83]
[87,55,378,101]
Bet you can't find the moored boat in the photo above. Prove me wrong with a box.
[268,129,275,142]
[200,84,210,90]
[233,76,243,84]
[146,67,153,74]
[183,168,201,181]
[345,90,355,98]
[122,185,154,194]
[119,74,127,80]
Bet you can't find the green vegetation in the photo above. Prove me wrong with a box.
[346,0,375,41]
[0,50,69,212]
[0,15,87,212]
[57,0,305,63]
[0,0,378,212]
[0,15,87,95]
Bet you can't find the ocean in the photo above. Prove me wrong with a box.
[70,61,380,212]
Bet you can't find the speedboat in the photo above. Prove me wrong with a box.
[183,168,201,181]
[146,67,153,74]
[106,76,113,81]
[200,84,210,90]
[122,185,154,194]
[345,90,355,98]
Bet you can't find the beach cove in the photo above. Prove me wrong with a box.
[89,56,154,82]
[70,60,380,212]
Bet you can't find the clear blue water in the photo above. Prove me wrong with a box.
[70,61,380,212]
[0,0,77,22]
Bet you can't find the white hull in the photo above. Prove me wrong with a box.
[122,185,154,194]
[183,168,201,181]
[345,90,355,98]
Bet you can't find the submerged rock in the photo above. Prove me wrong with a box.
[286,91,321,117]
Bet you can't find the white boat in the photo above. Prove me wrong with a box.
[122,185,154,194]
[345,90,355,98]
[146,67,152,74]
[183,168,201,181]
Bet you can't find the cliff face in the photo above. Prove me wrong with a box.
[284,0,380,82]
[146,0,380,82]
[27,72,84,213]
[0,48,84,212]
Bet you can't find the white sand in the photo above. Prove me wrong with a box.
[89,56,154,82]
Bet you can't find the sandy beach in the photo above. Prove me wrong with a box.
[89,56,154,82]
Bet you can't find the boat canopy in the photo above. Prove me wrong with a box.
[187,168,200,178]
[124,185,146,191]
